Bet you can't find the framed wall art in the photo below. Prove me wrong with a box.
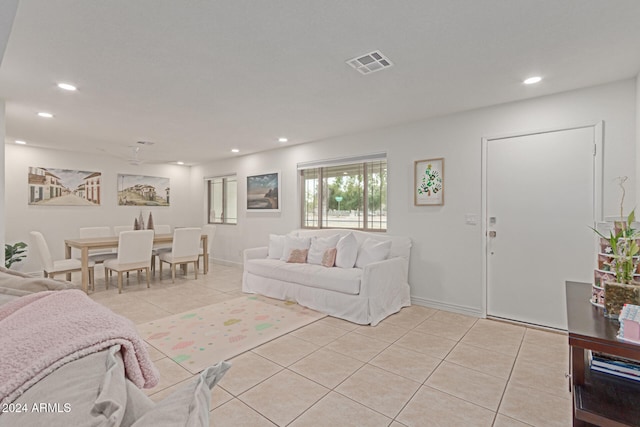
[414,158,444,206]
[117,174,170,206]
[28,167,102,206]
[247,172,280,211]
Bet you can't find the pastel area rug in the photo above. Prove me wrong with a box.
[138,295,326,374]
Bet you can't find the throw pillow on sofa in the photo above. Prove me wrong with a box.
[335,232,358,268]
[307,234,340,265]
[267,234,286,259]
[355,238,392,268]
[321,248,337,267]
[287,249,308,263]
[280,236,311,261]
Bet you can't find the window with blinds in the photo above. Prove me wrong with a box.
[207,175,237,224]
[299,154,387,230]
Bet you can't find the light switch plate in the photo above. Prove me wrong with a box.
[465,214,478,225]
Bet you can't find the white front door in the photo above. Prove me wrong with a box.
[485,125,600,329]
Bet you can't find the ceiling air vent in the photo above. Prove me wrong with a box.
[346,50,393,75]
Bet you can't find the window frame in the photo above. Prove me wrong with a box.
[207,175,237,225]
[299,158,387,231]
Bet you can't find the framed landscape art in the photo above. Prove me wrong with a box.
[414,158,444,206]
[28,167,102,206]
[247,172,280,211]
[117,174,170,206]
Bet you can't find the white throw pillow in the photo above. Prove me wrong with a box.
[280,235,311,261]
[335,232,358,268]
[307,234,340,265]
[355,238,392,268]
[267,235,286,259]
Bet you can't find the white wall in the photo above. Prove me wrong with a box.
[192,79,637,316]
[0,101,5,254]
[4,144,199,273]
[636,73,640,205]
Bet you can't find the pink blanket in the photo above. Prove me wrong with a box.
[0,289,159,405]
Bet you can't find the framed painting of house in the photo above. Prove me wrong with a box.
[117,174,170,206]
[247,172,280,211]
[414,158,444,206]
[28,167,102,206]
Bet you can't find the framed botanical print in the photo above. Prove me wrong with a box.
[414,158,444,206]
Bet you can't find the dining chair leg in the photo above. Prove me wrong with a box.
[159,260,163,280]
[194,261,198,279]
[105,267,110,290]
[146,267,150,288]
[117,272,123,294]
[171,264,176,283]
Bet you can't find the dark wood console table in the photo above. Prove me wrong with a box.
[566,281,640,426]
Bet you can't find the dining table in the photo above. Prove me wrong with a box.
[64,233,209,293]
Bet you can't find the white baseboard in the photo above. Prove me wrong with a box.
[410,296,484,318]
[211,258,243,268]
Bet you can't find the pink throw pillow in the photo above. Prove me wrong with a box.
[321,248,337,267]
[287,249,308,263]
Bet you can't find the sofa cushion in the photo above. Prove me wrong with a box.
[321,248,337,267]
[267,234,286,259]
[355,238,392,268]
[245,259,362,294]
[280,236,311,261]
[307,234,340,265]
[335,232,358,268]
[287,249,308,263]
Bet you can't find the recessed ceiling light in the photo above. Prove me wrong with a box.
[523,76,542,85]
[15,140,26,145]
[231,148,240,153]
[278,137,288,143]
[176,161,184,165]
[37,112,53,118]
[57,83,77,91]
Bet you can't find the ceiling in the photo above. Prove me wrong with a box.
[1,0,640,166]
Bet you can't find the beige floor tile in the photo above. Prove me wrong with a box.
[354,322,409,343]
[472,319,526,337]
[383,305,437,329]
[396,386,495,427]
[239,370,329,426]
[522,327,568,348]
[425,361,507,411]
[291,322,349,346]
[499,383,572,427]
[445,342,516,379]
[369,345,441,383]
[492,414,532,427]
[218,352,282,396]
[324,331,389,362]
[509,358,570,399]
[252,334,319,367]
[210,398,276,427]
[145,342,166,362]
[394,330,457,359]
[289,348,364,389]
[289,391,391,427]
[460,323,524,356]
[429,310,479,328]
[516,340,569,370]
[317,316,360,331]
[413,317,475,341]
[389,422,408,427]
[335,364,420,418]
[144,357,193,395]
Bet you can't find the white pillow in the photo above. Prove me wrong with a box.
[267,235,286,259]
[280,235,311,261]
[335,232,358,268]
[355,238,392,268]
[307,234,340,265]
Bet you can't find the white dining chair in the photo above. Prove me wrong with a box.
[79,226,118,264]
[198,224,216,272]
[30,231,95,287]
[103,230,154,293]
[158,227,202,283]
[150,224,171,274]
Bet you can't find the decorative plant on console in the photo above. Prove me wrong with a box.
[592,176,640,318]
[5,241,27,269]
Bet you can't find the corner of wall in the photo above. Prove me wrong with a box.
[636,73,640,207]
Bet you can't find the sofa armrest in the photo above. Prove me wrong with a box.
[243,247,268,264]
[360,257,409,298]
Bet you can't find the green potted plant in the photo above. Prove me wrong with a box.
[5,241,28,269]
[592,177,640,318]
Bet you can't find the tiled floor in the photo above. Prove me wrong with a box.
[86,263,572,426]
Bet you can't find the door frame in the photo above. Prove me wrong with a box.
[480,121,604,319]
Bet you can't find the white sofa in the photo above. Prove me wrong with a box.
[242,229,411,326]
